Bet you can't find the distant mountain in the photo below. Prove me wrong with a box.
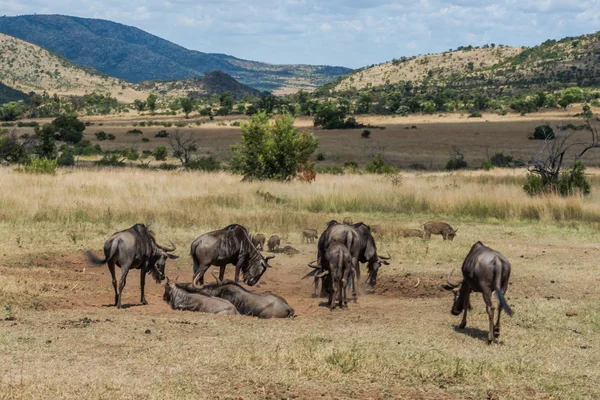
[0,80,29,104]
[138,71,265,99]
[0,15,352,93]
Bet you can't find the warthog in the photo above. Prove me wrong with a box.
[191,224,274,286]
[308,242,353,309]
[163,278,239,315]
[252,233,266,250]
[343,217,353,225]
[403,229,424,238]
[86,224,178,309]
[442,241,513,344]
[424,221,457,241]
[183,278,294,318]
[302,229,318,243]
[267,235,280,252]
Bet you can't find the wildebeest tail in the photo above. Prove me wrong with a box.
[493,258,513,317]
[86,237,119,265]
[86,250,106,265]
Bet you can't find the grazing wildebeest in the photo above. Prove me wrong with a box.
[343,217,353,225]
[191,224,274,286]
[352,222,391,287]
[370,225,381,234]
[86,224,178,309]
[182,278,294,318]
[424,221,457,241]
[403,228,424,238]
[308,242,353,309]
[267,235,280,252]
[163,278,239,315]
[442,241,513,344]
[252,233,266,250]
[302,229,318,243]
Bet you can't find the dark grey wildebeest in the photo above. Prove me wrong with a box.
[442,241,513,344]
[308,242,354,309]
[267,235,280,252]
[86,224,178,309]
[191,224,274,286]
[163,278,239,315]
[423,221,457,241]
[302,229,318,243]
[180,278,294,318]
[252,233,266,251]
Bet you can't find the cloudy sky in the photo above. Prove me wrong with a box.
[1,0,599,68]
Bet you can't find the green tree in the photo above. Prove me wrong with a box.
[220,91,235,109]
[180,98,194,118]
[153,146,168,161]
[51,115,85,144]
[230,112,319,180]
[34,123,57,159]
[133,99,146,112]
[356,93,373,114]
[146,93,157,113]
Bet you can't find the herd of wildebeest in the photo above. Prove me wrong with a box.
[86,217,513,344]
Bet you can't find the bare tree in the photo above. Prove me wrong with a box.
[168,130,198,166]
[528,120,599,193]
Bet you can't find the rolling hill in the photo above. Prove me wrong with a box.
[0,80,29,104]
[0,15,352,93]
[334,31,600,94]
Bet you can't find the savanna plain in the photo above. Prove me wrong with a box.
[1,113,600,400]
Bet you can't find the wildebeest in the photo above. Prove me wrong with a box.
[352,222,391,287]
[252,233,266,250]
[343,217,353,225]
[403,228,424,238]
[308,242,353,309]
[424,221,457,241]
[182,278,294,318]
[267,235,280,252]
[86,224,178,309]
[442,241,513,344]
[163,278,239,315]
[370,225,381,234]
[302,229,318,243]
[191,224,274,286]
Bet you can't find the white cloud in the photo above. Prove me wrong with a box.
[320,23,332,32]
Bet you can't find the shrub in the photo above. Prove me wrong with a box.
[153,146,168,161]
[230,121,241,127]
[142,137,150,142]
[469,111,482,118]
[409,163,427,170]
[158,163,179,170]
[95,131,107,141]
[155,130,169,138]
[57,147,75,166]
[17,121,39,128]
[490,152,513,167]
[19,158,57,174]
[481,159,494,170]
[317,166,344,174]
[529,125,555,140]
[316,152,325,161]
[95,154,125,167]
[523,174,544,196]
[445,153,468,170]
[51,115,85,144]
[127,129,143,134]
[185,156,221,171]
[361,129,371,138]
[365,154,397,174]
[107,134,116,141]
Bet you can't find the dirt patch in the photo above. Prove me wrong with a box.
[60,317,112,329]
[375,274,447,299]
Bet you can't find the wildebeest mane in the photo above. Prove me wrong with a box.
[352,222,371,230]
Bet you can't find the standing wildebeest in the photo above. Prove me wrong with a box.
[403,228,424,238]
[424,221,457,241]
[181,278,294,318]
[191,224,274,286]
[267,235,280,252]
[353,223,391,287]
[342,217,353,225]
[442,241,513,344]
[163,278,239,315]
[86,224,178,309]
[252,233,266,250]
[308,242,353,309]
[302,229,318,243]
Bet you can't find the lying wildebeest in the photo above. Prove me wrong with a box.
[252,233,266,250]
[191,224,274,286]
[181,278,294,318]
[343,217,353,225]
[163,278,239,315]
[403,228,424,238]
[442,241,513,344]
[267,235,280,252]
[424,221,457,241]
[308,242,353,309]
[302,229,318,243]
[86,224,178,309]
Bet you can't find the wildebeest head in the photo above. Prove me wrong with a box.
[446,227,458,241]
[244,231,274,286]
[367,253,391,287]
[441,269,465,315]
[150,241,179,283]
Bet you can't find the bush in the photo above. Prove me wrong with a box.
[481,159,494,170]
[19,158,57,174]
[73,140,102,156]
[523,174,545,196]
[529,125,555,140]
[230,121,241,127]
[127,129,143,134]
[185,156,221,171]
[409,163,427,170]
[469,111,482,118]
[361,129,371,138]
[445,153,468,170]
[313,102,363,129]
[153,146,168,161]
[95,131,107,141]
[51,115,86,144]
[17,121,39,128]
[142,137,150,142]
[524,161,590,197]
[316,152,325,161]
[490,152,513,167]
[57,147,75,166]
[95,154,125,167]
[158,163,179,171]
[365,154,397,174]
[155,130,169,138]
[107,134,116,141]
[317,166,344,174]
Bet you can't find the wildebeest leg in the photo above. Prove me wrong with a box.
[494,295,502,339]
[108,260,118,306]
[459,290,470,329]
[140,268,148,305]
[194,264,211,286]
[482,289,495,344]
[219,265,226,281]
[117,268,129,309]
[313,276,320,297]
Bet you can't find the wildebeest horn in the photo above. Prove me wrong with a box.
[380,252,391,260]
[175,275,179,282]
[192,274,201,287]
[265,255,275,261]
[158,240,176,252]
[307,260,319,269]
[211,272,222,284]
[315,270,329,278]
[442,269,461,290]
[414,278,420,288]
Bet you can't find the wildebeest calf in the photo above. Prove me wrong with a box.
[163,279,239,315]
[424,221,457,241]
[403,228,424,238]
[252,233,266,250]
[267,235,280,252]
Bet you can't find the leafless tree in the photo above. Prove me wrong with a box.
[168,130,198,166]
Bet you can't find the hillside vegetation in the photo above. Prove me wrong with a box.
[0,15,352,92]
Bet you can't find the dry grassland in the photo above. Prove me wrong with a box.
[0,167,599,399]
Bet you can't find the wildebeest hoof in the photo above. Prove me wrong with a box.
[141,299,148,305]
[458,323,466,329]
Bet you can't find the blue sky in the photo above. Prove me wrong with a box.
[1,0,599,68]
